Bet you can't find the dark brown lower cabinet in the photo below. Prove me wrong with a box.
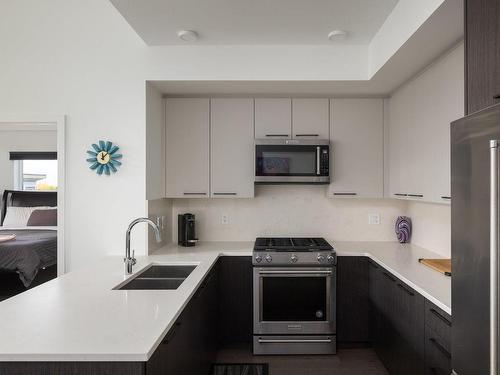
[424,301,451,375]
[217,256,253,347]
[367,257,451,375]
[147,261,219,375]
[337,257,370,343]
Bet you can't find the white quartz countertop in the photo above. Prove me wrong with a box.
[0,240,450,362]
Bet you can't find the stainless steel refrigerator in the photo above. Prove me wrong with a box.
[451,103,500,375]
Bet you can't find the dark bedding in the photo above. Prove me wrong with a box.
[0,230,57,287]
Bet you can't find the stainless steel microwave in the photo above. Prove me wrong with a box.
[255,139,330,184]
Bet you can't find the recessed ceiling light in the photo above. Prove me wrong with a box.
[328,30,348,42]
[177,30,199,42]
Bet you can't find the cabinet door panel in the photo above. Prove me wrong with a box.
[292,98,329,139]
[329,99,383,198]
[217,257,253,346]
[368,260,381,344]
[211,98,255,198]
[465,0,500,114]
[337,257,370,342]
[255,98,291,139]
[388,85,413,198]
[165,98,210,198]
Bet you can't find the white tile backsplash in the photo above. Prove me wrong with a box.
[406,201,450,257]
[172,185,407,243]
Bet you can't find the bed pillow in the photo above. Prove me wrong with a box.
[27,209,57,226]
[2,206,54,227]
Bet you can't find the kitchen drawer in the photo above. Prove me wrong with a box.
[424,300,451,350]
[425,325,451,375]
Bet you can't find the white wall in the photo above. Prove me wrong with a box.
[147,198,172,253]
[406,201,451,257]
[0,0,149,270]
[172,186,406,242]
[0,128,57,191]
[146,82,165,200]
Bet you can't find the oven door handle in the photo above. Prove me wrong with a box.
[258,270,332,275]
[258,338,333,344]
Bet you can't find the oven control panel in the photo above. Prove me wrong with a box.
[253,251,336,266]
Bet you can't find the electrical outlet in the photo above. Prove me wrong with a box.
[368,213,380,225]
[221,214,229,225]
[161,215,166,229]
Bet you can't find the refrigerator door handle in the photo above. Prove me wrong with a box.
[491,139,499,375]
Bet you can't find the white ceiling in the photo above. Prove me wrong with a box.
[110,0,399,45]
[149,0,463,96]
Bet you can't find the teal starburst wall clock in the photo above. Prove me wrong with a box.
[86,140,122,175]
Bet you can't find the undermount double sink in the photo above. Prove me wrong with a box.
[116,264,197,290]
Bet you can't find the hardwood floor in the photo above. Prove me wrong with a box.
[216,346,389,375]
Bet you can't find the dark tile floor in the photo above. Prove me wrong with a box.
[216,347,389,375]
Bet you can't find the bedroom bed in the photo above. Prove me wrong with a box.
[0,190,57,300]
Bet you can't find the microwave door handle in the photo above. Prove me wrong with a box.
[316,147,320,175]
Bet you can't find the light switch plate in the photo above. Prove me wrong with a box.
[368,213,380,225]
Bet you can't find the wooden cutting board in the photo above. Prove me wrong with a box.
[418,258,451,276]
[0,234,16,244]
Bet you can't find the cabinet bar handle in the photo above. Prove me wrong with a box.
[295,134,319,137]
[397,283,415,296]
[429,337,451,359]
[429,308,451,327]
[441,196,451,200]
[258,338,332,344]
[183,192,207,196]
[494,94,500,99]
[316,147,320,175]
[265,134,289,137]
[333,192,358,196]
[490,139,499,375]
[407,193,424,198]
[259,270,332,276]
[394,193,408,197]
[382,272,396,282]
[213,192,237,196]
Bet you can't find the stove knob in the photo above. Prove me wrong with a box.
[290,254,298,263]
[255,255,262,263]
[265,254,273,263]
[327,254,335,263]
[317,254,326,263]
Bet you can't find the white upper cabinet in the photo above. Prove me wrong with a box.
[387,82,415,199]
[211,98,255,198]
[165,98,210,198]
[328,99,384,198]
[387,44,463,204]
[292,99,330,139]
[255,98,292,139]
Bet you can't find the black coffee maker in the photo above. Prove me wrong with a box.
[178,213,198,247]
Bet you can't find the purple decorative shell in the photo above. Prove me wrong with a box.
[395,216,412,243]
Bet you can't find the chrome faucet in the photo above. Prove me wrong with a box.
[125,218,162,275]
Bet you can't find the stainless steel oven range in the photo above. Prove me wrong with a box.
[253,237,336,355]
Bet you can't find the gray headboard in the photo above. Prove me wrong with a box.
[1,190,57,225]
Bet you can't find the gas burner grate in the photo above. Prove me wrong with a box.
[254,237,332,251]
